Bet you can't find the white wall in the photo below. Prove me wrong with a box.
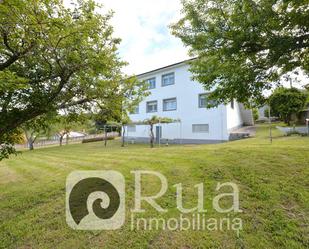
[127,63,230,142]
[226,101,243,131]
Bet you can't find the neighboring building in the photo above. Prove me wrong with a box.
[125,59,254,144]
[258,105,269,121]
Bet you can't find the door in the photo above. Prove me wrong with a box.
[155,126,162,144]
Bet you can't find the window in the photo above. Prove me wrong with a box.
[163,98,177,111]
[127,125,136,132]
[199,93,217,108]
[146,101,158,113]
[130,105,139,114]
[199,94,208,108]
[162,72,175,86]
[146,77,156,89]
[192,124,209,133]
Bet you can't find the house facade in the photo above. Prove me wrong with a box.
[125,59,253,144]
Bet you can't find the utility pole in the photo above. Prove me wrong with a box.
[290,78,293,88]
[104,125,107,147]
[269,104,272,144]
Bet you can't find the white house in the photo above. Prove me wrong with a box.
[125,59,254,144]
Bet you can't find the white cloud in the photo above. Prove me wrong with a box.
[98,0,189,75]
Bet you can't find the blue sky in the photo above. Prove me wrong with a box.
[66,0,307,87]
[100,0,190,75]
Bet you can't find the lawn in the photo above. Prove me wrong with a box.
[0,124,309,249]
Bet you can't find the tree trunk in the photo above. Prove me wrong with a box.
[104,127,107,147]
[66,134,69,145]
[59,135,63,146]
[25,131,36,151]
[285,115,291,126]
[150,124,154,148]
[121,125,125,147]
[28,139,34,150]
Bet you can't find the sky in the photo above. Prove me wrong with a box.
[96,0,189,75]
[65,0,307,88]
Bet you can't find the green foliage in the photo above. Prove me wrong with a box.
[264,107,271,118]
[94,76,148,128]
[136,116,179,148]
[285,130,302,136]
[306,89,309,104]
[0,129,23,160]
[269,87,307,125]
[142,116,176,125]
[48,113,85,146]
[21,112,56,150]
[0,0,145,159]
[253,108,259,121]
[82,136,115,143]
[172,0,309,106]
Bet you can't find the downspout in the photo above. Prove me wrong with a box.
[221,105,225,142]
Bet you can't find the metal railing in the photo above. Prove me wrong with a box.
[15,132,119,150]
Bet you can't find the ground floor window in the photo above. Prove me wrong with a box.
[192,124,209,133]
[127,125,136,132]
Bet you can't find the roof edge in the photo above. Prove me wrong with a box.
[136,58,197,78]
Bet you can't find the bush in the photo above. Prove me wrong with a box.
[82,136,115,143]
[285,129,308,137]
[264,108,270,118]
[253,108,259,121]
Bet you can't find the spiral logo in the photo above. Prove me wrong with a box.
[66,171,125,230]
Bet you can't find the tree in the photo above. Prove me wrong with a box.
[94,76,149,147]
[269,87,307,125]
[0,0,142,159]
[171,0,309,106]
[120,116,131,147]
[137,116,177,148]
[50,114,84,146]
[21,114,53,150]
[252,108,259,121]
[0,129,24,160]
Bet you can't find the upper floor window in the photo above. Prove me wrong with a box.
[163,98,177,111]
[130,105,139,114]
[146,77,156,89]
[199,93,217,108]
[146,101,158,113]
[162,72,175,86]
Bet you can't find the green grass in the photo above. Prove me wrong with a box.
[0,124,309,249]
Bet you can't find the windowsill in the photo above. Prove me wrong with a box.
[161,84,175,87]
[163,109,177,112]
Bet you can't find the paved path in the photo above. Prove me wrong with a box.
[231,126,256,136]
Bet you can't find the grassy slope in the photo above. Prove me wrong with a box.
[0,124,308,249]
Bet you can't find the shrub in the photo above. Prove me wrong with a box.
[264,108,270,118]
[82,136,115,143]
[285,129,307,137]
[253,108,259,121]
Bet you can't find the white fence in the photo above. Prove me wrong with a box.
[15,132,119,150]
